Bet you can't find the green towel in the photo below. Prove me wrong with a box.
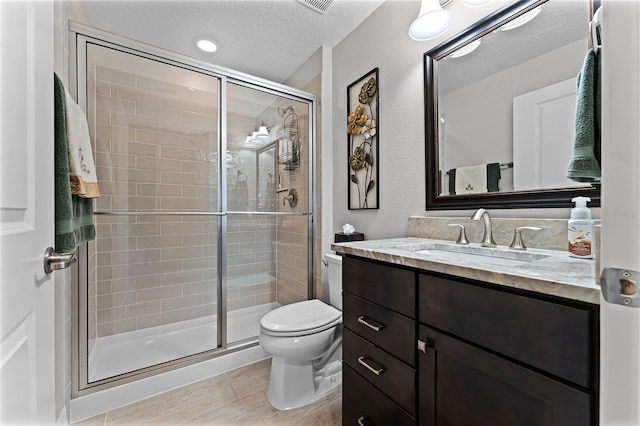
[448,163,501,195]
[487,162,501,192]
[567,49,601,183]
[54,73,96,253]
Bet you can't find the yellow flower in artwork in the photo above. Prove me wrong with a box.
[347,105,367,136]
[358,77,377,104]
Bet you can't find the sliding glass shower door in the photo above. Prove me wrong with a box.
[73,25,314,393]
[225,83,311,343]
[82,43,223,383]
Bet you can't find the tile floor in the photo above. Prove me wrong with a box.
[74,359,342,426]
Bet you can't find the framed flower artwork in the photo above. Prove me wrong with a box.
[347,68,379,210]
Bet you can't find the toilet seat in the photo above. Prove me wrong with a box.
[260,300,342,337]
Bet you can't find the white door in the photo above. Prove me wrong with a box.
[0,1,56,424]
[513,77,591,191]
[600,2,640,425]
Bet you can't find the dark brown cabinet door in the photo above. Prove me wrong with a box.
[418,325,592,426]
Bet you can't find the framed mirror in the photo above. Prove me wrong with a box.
[256,140,277,211]
[425,0,601,210]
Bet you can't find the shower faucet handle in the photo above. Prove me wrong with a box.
[283,188,297,208]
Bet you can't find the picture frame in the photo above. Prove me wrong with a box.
[347,68,379,210]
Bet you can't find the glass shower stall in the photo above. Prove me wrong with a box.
[70,23,315,393]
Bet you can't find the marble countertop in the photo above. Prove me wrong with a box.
[331,237,601,305]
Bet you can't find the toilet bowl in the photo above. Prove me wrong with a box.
[259,253,343,410]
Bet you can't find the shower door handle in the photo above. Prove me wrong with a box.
[44,247,77,274]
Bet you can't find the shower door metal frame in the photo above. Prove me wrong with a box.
[69,21,316,397]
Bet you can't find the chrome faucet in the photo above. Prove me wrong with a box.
[471,208,496,247]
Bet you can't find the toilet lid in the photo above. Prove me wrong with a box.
[260,300,341,334]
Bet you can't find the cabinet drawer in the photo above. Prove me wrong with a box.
[343,293,415,366]
[419,274,596,388]
[343,256,416,317]
[343,328,415,415]
[343,364,415,426]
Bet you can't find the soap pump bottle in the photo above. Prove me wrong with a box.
[568,196,594,259]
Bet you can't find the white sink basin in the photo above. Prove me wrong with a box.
[405,242,550,267]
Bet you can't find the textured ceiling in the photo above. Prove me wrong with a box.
[437,0,590,93]
[83,0,386,83]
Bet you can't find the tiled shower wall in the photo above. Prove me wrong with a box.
[87,52,276,339]
[275,96,311,306]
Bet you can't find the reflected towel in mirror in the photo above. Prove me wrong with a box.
[449,163,501,195]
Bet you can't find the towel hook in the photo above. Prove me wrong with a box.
[44,247,77,274]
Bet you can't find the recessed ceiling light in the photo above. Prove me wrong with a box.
[194,37,218,53]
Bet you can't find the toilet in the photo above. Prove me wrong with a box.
[259,253,343,410]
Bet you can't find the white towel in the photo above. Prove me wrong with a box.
[454,164,488,194]
[63,89,100,198]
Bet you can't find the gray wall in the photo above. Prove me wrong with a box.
[331,1,599,241]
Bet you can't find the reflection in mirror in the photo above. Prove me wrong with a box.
[256,141,277,211]
[425,0,600,210]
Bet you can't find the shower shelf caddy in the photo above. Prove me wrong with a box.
[277,106,300,171]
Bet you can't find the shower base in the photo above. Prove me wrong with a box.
[88,302,278,382]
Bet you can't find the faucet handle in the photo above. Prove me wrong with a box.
[509,226,542,250]
[448,224,469,245]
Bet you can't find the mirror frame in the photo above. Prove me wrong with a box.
[424,0,601,210]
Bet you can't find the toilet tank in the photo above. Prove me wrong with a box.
[325,253,343,310]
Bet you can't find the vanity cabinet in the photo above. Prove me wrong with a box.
[342,256,416,425]
[341,255,599,426]
[418,274,598,425]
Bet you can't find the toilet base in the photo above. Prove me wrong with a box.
[266,357,342,410]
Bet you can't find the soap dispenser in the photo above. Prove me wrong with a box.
[568,196,594,259]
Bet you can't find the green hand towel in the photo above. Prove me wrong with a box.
[54,73,96,253]
[567,49,601,183]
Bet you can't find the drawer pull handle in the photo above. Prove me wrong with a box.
[358,356,384,376]
[357,316,384,332]
[357,416,371,426]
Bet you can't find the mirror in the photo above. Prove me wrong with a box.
[256,141,277,211]
[425,0,600,210]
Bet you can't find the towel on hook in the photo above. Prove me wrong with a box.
[62,78,100,198]
[567,48,601,183]
[449,163,501,195]
[54,73,96,253]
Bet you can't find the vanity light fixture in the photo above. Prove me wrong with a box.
[194,36,218,53]
[409,0,453,41]
[498,5,542,31]
[448,38,481,58]
[256,122,272,140]
[249,129,263,144]
[244,131,259,148]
